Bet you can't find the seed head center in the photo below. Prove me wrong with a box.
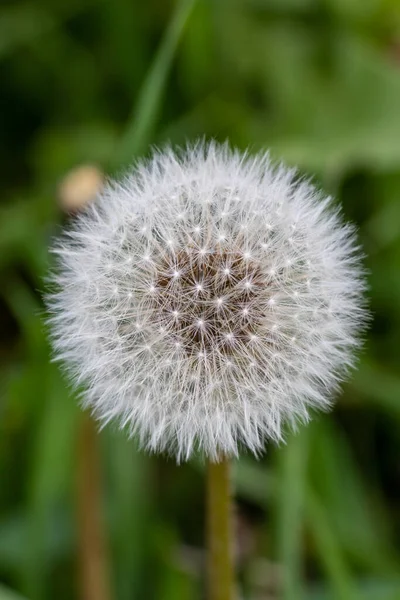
[153,247,264,356]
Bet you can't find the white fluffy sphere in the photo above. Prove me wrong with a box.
[47,142,366,461]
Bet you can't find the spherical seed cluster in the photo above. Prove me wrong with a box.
[47,142,366,461]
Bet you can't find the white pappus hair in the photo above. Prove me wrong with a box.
[47,142,367,461]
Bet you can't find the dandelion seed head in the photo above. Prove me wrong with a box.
[47,141,367,461]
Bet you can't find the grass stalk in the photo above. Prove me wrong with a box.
[77,413,111,600]
[207,456,235,600]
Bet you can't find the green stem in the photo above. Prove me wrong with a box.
[207,456,235,600]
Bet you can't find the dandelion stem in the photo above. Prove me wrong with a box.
[77,413,111,600]
[207,456,235,600]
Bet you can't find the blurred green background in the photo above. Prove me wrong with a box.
[1,0,400,599]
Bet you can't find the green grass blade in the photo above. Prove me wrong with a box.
[2,279,79,599]
[115,0,197,167]
[0,584,28,600]
[309,578,400,600]
[350,360,400,419]
[309,418,399,574]
[104,430,153,600]
[307,489,359,600]
[233,456,360,600]
[275,430,309,600]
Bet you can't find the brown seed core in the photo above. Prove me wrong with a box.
[152,247,264,357]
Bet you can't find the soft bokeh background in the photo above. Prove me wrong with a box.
[1,1,400,599]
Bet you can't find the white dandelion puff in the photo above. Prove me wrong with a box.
[46,141,367,461]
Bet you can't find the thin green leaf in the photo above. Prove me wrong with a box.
[2,279,78,599]
[115,0,197,167]
[104,430,153,600]
[309,418,399,574]
[307,489,359,600]
[275,430,309,600]
[0,584,28,600]
[309,579,400,600]
[350,360,400,419]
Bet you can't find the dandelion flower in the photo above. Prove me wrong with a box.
[47,142,366,461]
